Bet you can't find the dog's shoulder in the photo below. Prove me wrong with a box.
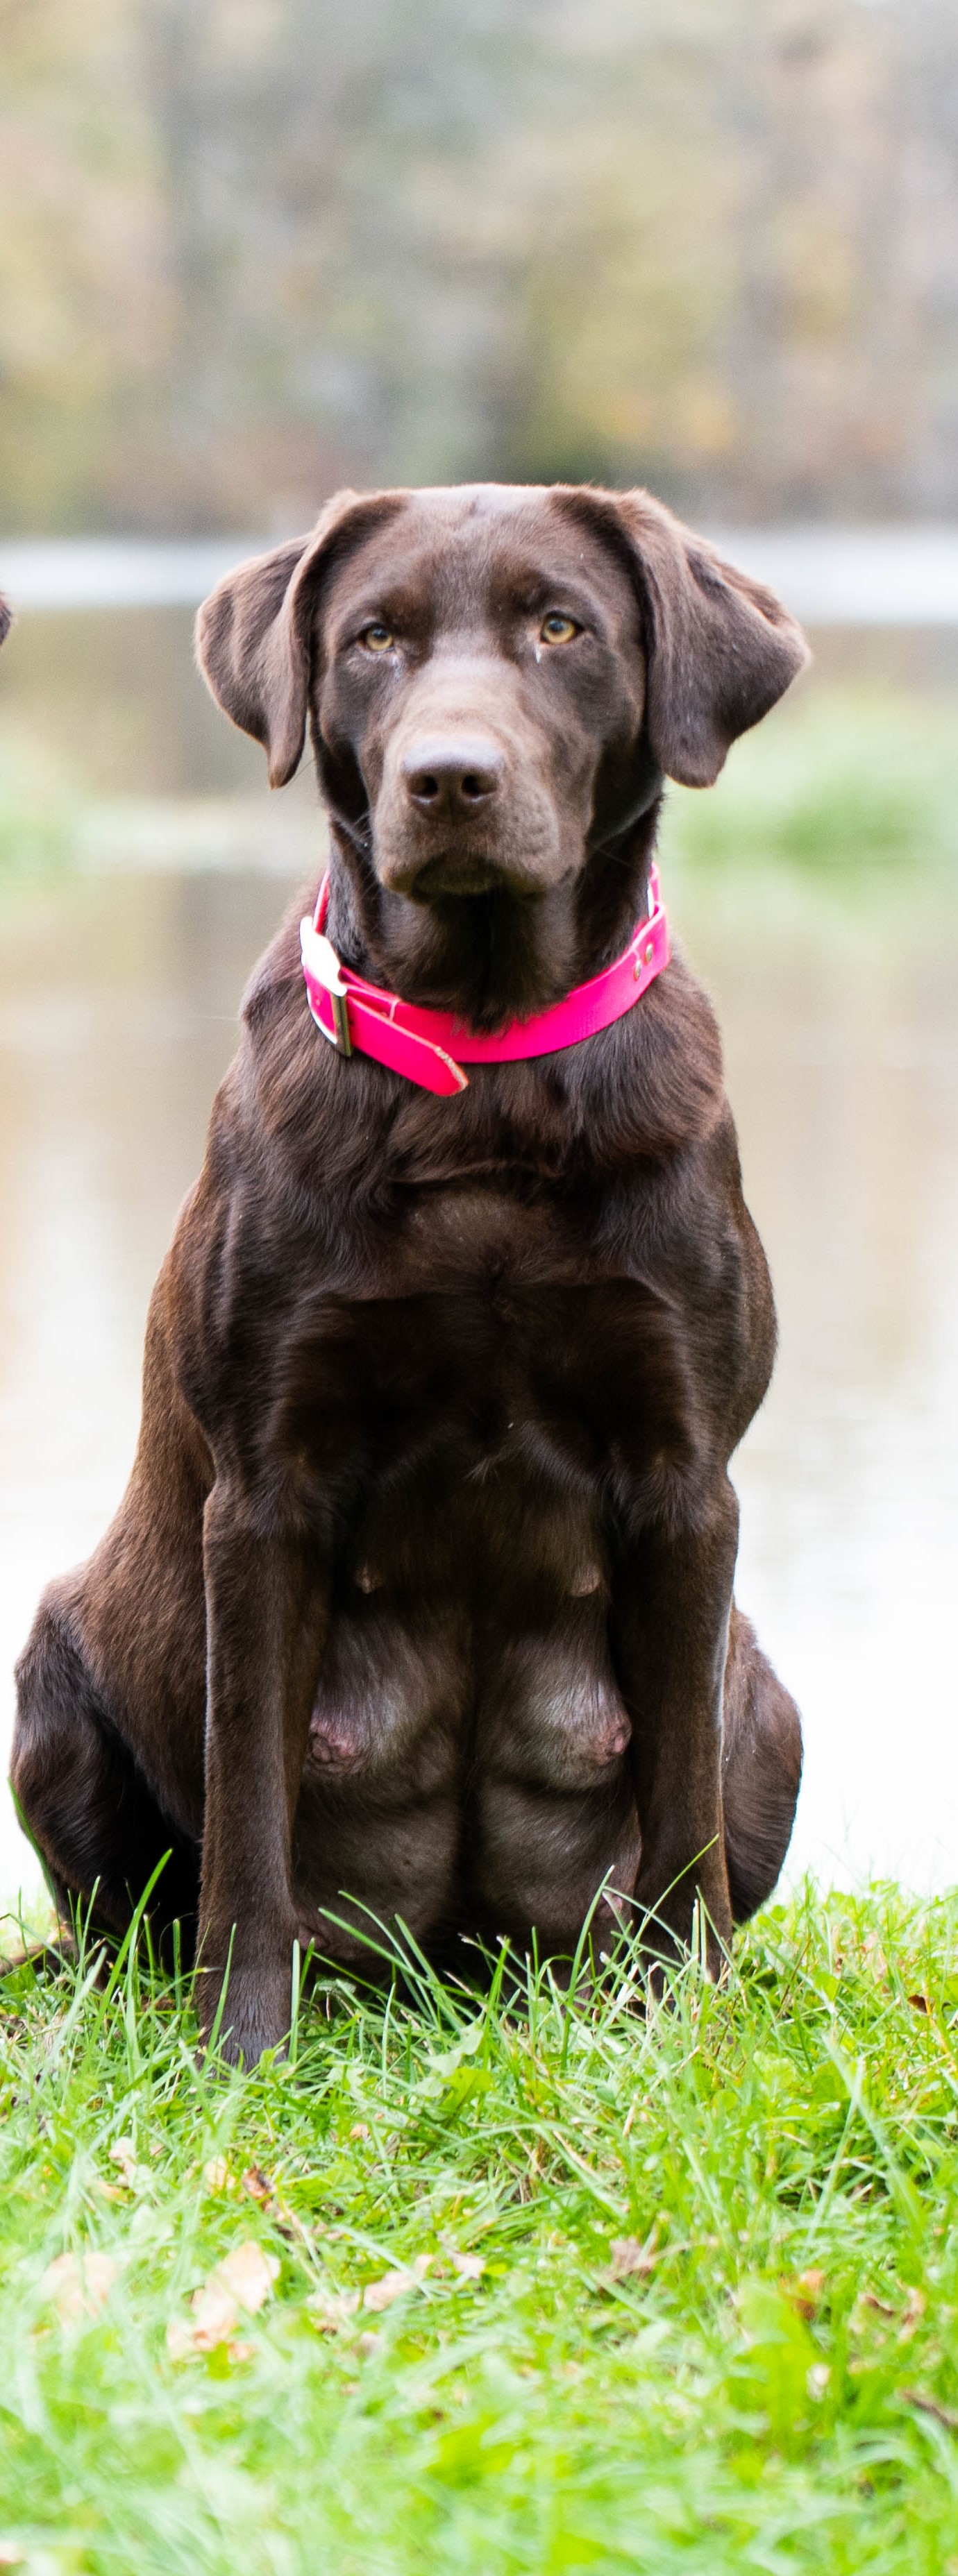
[560,943,727,1167]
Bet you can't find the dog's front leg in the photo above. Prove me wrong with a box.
[198,1479,328,2064]
[612,1479,738,1981]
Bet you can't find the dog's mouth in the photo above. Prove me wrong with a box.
[406,851,544,904]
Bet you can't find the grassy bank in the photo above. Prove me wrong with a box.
[2,1888,958,2572]
[659,681,958,877]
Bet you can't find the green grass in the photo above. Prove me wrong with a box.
[660,684,958,874]
[3,1889,958,2573]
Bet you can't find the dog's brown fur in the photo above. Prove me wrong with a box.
[12,485,805,2062]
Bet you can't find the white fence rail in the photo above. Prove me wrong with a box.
[3,528,958,622]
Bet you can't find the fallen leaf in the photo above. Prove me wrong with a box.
[607,2236,658,2283]
[42,2249,117,2326]
[362,2271,411,2313]
[899,2285,927,2343]
[190,2275,239,2350]
[166,2311,254,2365]
[215,2239,280,2316]
[167,2238,280,2358]
[449,2251,485,2280]
[907,1994,930,2014]
[241,2164,273,2204]
[362,2255,430,2312]
[862,2291,898,2319]
[306,2285,360,2332]
[203,2158,232,2194]
[109,2137,150,2193]
[784,2268,825,2321]
[239,2162,308,2248]
[902,2387,958,2432]
[349,2124,369,2142]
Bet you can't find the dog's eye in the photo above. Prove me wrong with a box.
[539,613,580,646]
[359,622,394,653]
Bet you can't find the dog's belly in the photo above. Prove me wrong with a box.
[287,1401,655,1953]
[469,1624,641,1948]
[293,1590,640,1963]
[292,1598,468,1958]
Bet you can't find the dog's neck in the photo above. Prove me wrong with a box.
[319,802,664,1036]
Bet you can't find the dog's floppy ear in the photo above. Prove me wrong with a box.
[565,487,809,788]
[195,489,404,787]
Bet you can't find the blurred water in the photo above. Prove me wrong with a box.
[1,841,957,1915]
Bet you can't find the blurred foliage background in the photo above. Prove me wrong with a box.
[2,0,958,535]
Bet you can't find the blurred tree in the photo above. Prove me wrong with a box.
[0,0,167,526]
[0,0,955,530]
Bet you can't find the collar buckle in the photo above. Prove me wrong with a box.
[299,919,353,1056]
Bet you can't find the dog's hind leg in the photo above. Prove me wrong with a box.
[10,1590,199,1960]
[721,1607,802,1924]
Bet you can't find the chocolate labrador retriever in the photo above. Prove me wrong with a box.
[12,483,805,2063]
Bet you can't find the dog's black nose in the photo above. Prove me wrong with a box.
[401,737,504,817]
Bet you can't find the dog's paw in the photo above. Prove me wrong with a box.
[196,1960,294,2070]
[632,1872,731,1989]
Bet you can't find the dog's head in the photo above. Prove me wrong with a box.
[197,484,807,1023]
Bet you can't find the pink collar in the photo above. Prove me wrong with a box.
[299,865,670,1097]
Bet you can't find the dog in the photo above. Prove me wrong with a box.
[12,483,805,2063]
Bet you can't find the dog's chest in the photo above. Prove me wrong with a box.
[283,1181,687,1545]
[287,1183,685,1705]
